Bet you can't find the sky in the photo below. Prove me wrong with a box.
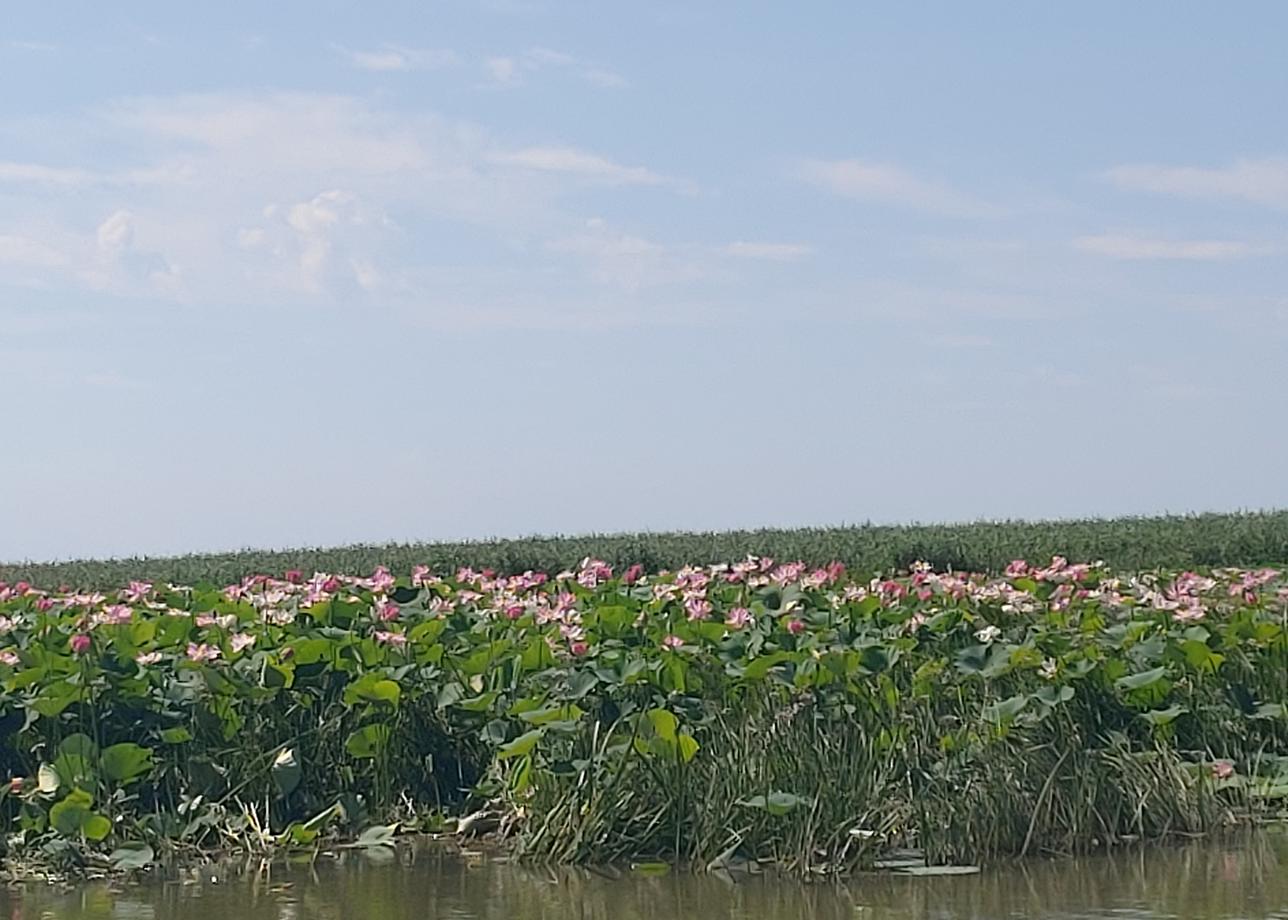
[2,2,1287,562]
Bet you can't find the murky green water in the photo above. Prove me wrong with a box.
[5,834,1287,920]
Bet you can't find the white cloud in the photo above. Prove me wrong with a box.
[236,189,385,294]
[721,241,812,261]
[488,146,664,185]
[334,44,458,72]
[0,234,67,268]
[524,47,574,67]
[0,160,96,186]
[236,227,267,249]
[483,47,625,88]
[0,92,677,315]
[80,209,184,296]
[485,56,520,85]
[83,371,143,390]
[1073,234,1259,261]
[582,68,627,88]
[96,210,134,254]
[545,218,704,290]
[931,333,993,348]
[1105,158,1288,210]
[548,224,662,259]
[799,158,999,217]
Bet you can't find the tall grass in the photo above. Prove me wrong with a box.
[4,510,1288,590]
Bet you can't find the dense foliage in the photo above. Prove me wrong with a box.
[1,555,1285,874]
[4,511,1288,590]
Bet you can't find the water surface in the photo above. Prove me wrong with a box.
[5,834,1286,920]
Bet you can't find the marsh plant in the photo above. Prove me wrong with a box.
[0,555,1284,874]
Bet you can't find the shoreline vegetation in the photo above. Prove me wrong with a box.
[4,510,1288,590]
[0,522,1285,880]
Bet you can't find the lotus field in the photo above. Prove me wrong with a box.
[1,557,1286,874]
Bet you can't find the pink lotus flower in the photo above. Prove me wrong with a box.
[685,597,713,621]
[662,634,685,650]
[135,651,163,666]
[186,642,221,663]
[102,604,133,625]
[285,569,303,584]
[725,607,752,630]
[1005,560,1029,578]
[376,600,400,622]
[504,604,525,620]
[374,630,407,647]
[230,633,256,653]
[411,565,432,586]
[878,580,906,602]
[771,562,806,586]
[367,566,396,595]
[119,580,152,602]
[35,597,54,612]
[70,634,91,655]
[1173,599,1206,623]
[569,640,589,657]
[651,583,679,602]
[554,591,577,613]
[1211,760,1235,780]
[0,650,19,667]
[576,559,613,588]
[786,618,805,635]
[622,564,644,586]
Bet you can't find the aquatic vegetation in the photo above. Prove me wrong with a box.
[0,557,1285,874]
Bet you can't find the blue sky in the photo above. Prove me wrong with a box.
[2,2,1286,561]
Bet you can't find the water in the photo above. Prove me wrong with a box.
[5,834,1287,920]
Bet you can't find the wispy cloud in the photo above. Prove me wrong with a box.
[1105,158,1288,210]
[484,56,520,85]
[333,43,458,72]
[482,46,625,88]
[931,333,993,348]
[799,158,999,217]
[720,241,812,261]
[0,234,67,268]
[0,161,95,186]
[582,68,627,88]
[6,40,56,52]
[545,218,702,290]
[488,146,665,185]
[1073,233,1262,261]
[0,92,676,315]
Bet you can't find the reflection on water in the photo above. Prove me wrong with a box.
[4,832,1286,920]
